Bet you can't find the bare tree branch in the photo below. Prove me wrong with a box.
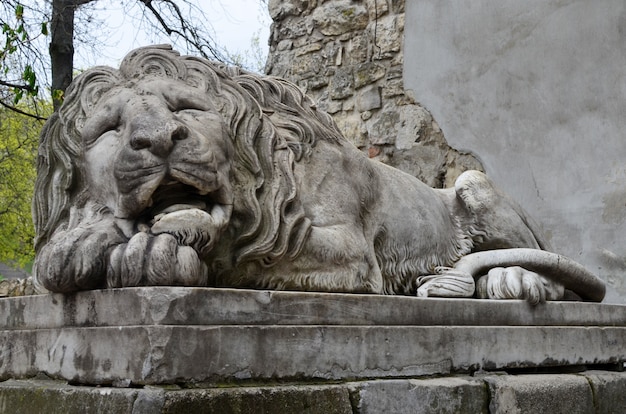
[137,0,229,63]
[0,80,36,91]
[1,0,256,116]
[0,100,47,120]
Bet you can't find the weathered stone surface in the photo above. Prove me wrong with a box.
[306,74,329,90]
[0,277,35,297]
[365,0,389,20]
[3,324,626,386]
[391,0,405,13]
[291,51,323,76]
[268,0,306,21]
[3,372,626,413]
[324,99,343,114]
[352,378,488,414]
[1,288,626,385]
[395,105,431,149]
[582,370,626,413]
[346,34,369,64]
[295,42,323,56]
[4,287,626,330]
[444,149,487,188]
[0,379,142,413]
[386,144,447,187]
[368,106,400,145]
[333,113,368,147]
[275,17,310,39]
[484,374,595,414]
[0,379,352,414]
[275,39,293,51]
[329,67,354,99]
[382,77,405,98]
[369,14,403,59]
[354,62,386,88]
[267,0,485,192]
[311,1,368,36]
[357,84,382,112]
[33,34,607,307]
[37,46,521,303]
[0,325,449,384]
[162,385,353,414]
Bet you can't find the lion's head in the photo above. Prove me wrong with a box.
[33,45,344,292]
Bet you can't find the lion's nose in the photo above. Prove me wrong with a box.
[130,123,188,156]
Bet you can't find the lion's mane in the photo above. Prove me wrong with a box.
[33,45,346,291]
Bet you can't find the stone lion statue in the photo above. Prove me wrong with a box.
[32,45,605,303]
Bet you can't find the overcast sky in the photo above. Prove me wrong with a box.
[75,0,270,70]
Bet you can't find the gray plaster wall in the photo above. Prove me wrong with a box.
[404,1,626,303]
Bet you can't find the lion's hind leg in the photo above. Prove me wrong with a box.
[453,170,549,251]
[438,171,570,302]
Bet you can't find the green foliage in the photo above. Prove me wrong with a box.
[0,2,47,106]
[0,103,49,267]
[51,88,63,103]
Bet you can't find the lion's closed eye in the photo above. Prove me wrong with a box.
[163,89,210,114]
[174,108,205,118]
[82,105,121,146]
[82,121,120,147]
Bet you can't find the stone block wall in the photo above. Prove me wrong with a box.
[3,371,626,413]
[265,0,482,188]
[0,277,35,297]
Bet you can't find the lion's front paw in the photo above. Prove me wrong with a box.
[107,232,208,288]
[150,206,230,256]
[476,266,564,304]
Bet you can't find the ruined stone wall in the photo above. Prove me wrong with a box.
[265,0,482,188]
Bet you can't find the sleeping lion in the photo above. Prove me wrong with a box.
[32,45,605,303]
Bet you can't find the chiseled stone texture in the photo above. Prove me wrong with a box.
[266,0,483,188]
[161,384,353,414]
[4,287,626,330]
[581,370,626,413]
[0,380,353,414]
[0,379,144,414]
[0,277,35,298]
[484,374,594,414]
[4,324,626,385]
[1,288,626,386]
[2,372,626,413]
[350,377,488,414]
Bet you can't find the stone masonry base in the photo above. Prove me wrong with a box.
[2,287,625,412]
[1,370,625,413]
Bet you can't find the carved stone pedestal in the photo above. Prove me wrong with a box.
[1,287,625,412]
